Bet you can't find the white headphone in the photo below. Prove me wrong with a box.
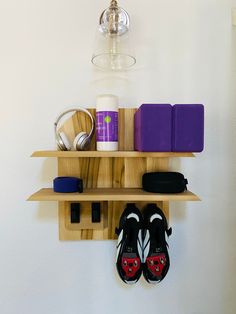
[54,108,95,151]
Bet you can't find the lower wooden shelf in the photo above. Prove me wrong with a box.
[28,188,200,202]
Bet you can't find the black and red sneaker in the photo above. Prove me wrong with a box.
[142,204,172,284]
[116,203,143,284]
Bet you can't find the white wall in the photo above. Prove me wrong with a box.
[0,0,236,313]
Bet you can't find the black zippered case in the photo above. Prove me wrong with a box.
[142,172,188,194]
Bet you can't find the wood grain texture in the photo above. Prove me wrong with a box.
[59,201,108,241]
[146,157,169,172]
[31,151,195,158]
[118,108,136,150]
[64,202,106,231]
[124,158,146,188]
[28,188,200,202]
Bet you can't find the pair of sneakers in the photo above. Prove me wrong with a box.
[116,203,172,284]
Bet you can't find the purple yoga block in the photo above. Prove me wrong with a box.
[134,104,172,152]
[172,104,204,152]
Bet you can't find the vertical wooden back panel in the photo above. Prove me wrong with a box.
[118,108,136,150]
[57,108,170,240]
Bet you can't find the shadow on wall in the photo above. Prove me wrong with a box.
[221,23,236,310]
[228,25,236,200]
[36,158,58,221]
[36,202,58,221]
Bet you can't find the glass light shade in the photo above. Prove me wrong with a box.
[92,32,136,71]
[91,3,136,71]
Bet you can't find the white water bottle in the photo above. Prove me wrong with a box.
[96,94,119,151]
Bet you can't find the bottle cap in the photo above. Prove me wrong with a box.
[96,94,118,111]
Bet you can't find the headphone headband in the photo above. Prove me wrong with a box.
[54,107,95,139]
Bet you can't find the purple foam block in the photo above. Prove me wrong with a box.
[172,104,204,152]
[134,104,172,152]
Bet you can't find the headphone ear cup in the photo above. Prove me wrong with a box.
[73,132,90,151]
[57,132,71,151]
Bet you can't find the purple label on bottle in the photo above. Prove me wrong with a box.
[96,111,118,142]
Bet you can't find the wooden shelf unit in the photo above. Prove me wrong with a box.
[28,108,201,241]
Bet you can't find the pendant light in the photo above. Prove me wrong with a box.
[91,0,136,71]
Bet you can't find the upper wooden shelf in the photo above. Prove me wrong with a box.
[31,151,195,158]
[28,188,200,202]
